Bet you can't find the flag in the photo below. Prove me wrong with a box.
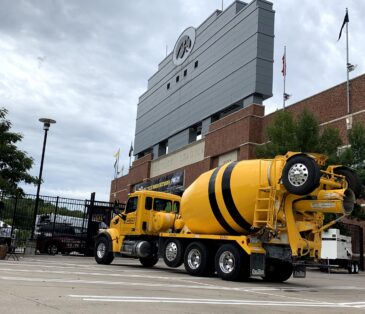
[281,51,286,77]
[338,10,349,41]
[128,142,133,157]
[113,149,120,170]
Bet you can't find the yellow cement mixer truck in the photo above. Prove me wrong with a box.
[94,152,361,282]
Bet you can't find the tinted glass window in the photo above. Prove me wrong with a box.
[153,198,172,212]
[173,202,180,213]
[125,197,138,214]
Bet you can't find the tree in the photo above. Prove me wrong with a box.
[339,122,365,193]
[318,127,343,163]
[256,110,297,158]
[256,109,342,159]
[0,107,38,195]
[296,109,320,152]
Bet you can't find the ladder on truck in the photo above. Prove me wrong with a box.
[252,159,278,230]
[252,187,277,229]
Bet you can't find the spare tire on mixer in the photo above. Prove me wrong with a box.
[282,155,321,195]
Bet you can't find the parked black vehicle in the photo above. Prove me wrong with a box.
[36,222,87,255]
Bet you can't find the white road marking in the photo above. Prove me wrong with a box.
[68,295,365,308]
[0,267,195,281]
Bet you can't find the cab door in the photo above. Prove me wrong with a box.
[119,196,138,235]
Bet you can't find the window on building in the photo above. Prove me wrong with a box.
[176,75,180,83]
[167,83,170,90]
[194,60,199,68]
[183,69,187,77]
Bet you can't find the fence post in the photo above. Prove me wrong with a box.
[360,226,364,271]
[10,196,18,240]
[85,192,96,256]
[51,196,59,239]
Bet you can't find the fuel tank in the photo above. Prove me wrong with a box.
[180,158,281,235]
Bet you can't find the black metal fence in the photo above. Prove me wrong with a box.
[0,192,117,255]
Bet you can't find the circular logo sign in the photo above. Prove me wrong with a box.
[173,27,196,66]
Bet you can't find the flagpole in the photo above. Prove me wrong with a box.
[283,45,286,109]
[345,8,350,114]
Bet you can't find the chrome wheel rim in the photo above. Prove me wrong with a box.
[187,248,201,270]
[288,163,309,187]
[219,251,235,274]
[97,242,106,259]
[166,242,178,262]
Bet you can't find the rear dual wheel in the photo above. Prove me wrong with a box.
[183,242,214,276]
[348,261,359,274]
[215,244,250,281]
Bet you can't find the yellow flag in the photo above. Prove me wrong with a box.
[113,149,120,159]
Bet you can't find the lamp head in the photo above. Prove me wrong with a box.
[39,118,56,130]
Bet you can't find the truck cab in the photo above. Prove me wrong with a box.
[95,190,181,266]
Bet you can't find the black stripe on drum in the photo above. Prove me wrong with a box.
[222,161,252,231]
[208,166,238,234]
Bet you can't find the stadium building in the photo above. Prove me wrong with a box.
[111,0,365,204]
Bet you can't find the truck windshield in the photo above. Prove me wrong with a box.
[125,197,138,214]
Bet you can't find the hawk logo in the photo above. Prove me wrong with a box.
[173,27,196,66]
[176,35,192,60]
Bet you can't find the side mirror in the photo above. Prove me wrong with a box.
[113,201,127,221]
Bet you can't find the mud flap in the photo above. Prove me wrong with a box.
[250,253,265,276]
[293,264,306,278]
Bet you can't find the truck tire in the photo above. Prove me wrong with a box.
[282,155,321,195]
[46,242,59,255]
[184,241,213,276]
[94,237,114,265]
[263,258,293,282]
[354,262,359,274]
[334,168,362,198]
[163,239,184,268]
[215,244,249,281]
[139,256,159,267]
[348,262,356,274]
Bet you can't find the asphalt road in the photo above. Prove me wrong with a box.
[0,255,364,314]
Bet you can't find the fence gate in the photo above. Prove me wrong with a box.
[0,192,116,255]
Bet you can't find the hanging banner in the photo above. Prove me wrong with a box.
[134,171,184,195]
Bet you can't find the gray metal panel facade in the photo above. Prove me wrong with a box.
[135,0,274,156]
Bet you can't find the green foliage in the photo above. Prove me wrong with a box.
[256,110,297,158]
[338,122,365,193]
[256,109,341,159]
[318,127,343,164]
[296,109,320,152]
[0,108,38,196]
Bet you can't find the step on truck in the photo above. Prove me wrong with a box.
[94,152,361,282]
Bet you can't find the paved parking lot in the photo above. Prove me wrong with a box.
[0,255,364,313]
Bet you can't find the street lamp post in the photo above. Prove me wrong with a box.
[30,118,56,239]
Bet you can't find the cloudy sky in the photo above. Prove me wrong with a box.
[1,0,364,201]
